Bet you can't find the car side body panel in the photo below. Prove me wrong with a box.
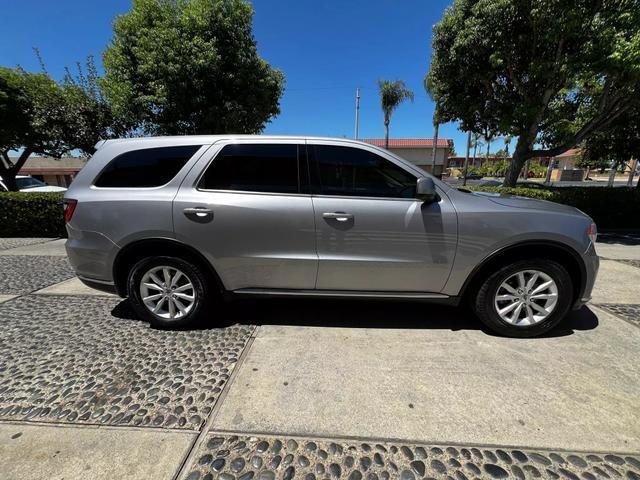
[64,140,213,283]
[441,189,596,299]
[172,139,318,291]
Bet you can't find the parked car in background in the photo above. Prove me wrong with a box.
[478,179,548,189]
[0,175,67,192]
[458,172,483,180]
[64,136,598,337]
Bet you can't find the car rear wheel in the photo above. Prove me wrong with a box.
[473,259,573,337]
[127,256,209,329]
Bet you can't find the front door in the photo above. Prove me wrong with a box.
[173,141,317,291]
[309,142,457,293]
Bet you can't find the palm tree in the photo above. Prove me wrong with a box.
[503,135,512,159]
[377,79,414,149]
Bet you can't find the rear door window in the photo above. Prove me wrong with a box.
[95,145,201,188]
[198,143,302,194]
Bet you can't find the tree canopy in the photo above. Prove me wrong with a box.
[580,105,640,180]
[0,64,113,190]
[102,0,285,135]
[426,0,640,186]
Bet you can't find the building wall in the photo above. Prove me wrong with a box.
[388,147,448,175]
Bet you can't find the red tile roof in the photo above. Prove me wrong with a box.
[361,138,450,148]
[557,148,580,157]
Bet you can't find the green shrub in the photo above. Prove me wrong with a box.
[468,185,640,230]
[0,192,66,237]
[467,186,555,200]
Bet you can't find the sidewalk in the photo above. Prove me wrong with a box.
[0,237,638,479]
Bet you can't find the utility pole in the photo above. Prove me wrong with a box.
[462,131,471,187]
[354,88,360,140]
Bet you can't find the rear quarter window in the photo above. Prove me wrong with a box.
[94,145,201,188]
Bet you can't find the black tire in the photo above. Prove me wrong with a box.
[473,259,573,338]
[127,256,210,329]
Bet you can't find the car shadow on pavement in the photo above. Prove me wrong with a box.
[110,297,599,338]
[597,233,640,245]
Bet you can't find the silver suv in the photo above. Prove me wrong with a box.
[64,136,599,337]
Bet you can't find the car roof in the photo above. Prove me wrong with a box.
[95,135,388,151]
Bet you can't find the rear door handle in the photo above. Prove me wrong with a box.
[184,207,213,222]
[322,212,353,222]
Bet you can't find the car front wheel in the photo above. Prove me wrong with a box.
[127,256,209,329]
[473,259,573,337]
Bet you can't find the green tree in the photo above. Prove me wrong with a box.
[447,140,457,157]
[0,68,68,191]
[494,147,508,158]
[0,63,116,191]
[61,57,126,155]
[377,79,414,149]
[426,0,640,186]
[102,0,285,135]
[580,106,640,187]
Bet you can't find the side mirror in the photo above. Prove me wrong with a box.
[416,177,438,203]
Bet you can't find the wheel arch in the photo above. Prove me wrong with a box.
[460,240,586,306]
[112,238,225,297]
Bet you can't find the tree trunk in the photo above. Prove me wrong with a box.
[522,158,531,179]
[471,135,478,168]
[0,149,32,192]
[485,139,490,165]
[608,162,617,186]
[462,131,471,187]
[627,158,637,187]
[504,136,531,186]
[544,158,554,184]
[431,122,439,176]
[384,117,390,149]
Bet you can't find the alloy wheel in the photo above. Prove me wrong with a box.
[139,266,196,320]
[493,269,558,326]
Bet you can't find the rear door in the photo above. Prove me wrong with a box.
[173,140,317,291]
[309,141,457,293]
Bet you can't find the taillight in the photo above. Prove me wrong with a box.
[63,199,77,224]
[587,222,597,244]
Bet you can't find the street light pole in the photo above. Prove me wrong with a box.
[354,88,360,140]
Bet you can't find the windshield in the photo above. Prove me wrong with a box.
[16,177,47,189]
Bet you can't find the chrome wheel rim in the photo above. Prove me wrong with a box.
[494,269,558,326]
[140,266,195,320]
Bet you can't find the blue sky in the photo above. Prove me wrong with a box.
[0,0,477,155]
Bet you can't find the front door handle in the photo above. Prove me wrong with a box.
[322,212,353,222]
[184,207,213,223]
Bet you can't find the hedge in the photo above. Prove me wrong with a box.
[468,185,640,230]
[0,192,66,237]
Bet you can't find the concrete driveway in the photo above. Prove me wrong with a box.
[0,236,638,479]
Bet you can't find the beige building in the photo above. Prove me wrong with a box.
[16,157,88,187]
[361,138,451,176]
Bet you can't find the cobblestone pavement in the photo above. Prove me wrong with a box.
[597,304,640,328]
[1,238,639,479]
[185,434,640,480]
[0,295,254,430]
[0,256,75,294]
[0,238,55,251]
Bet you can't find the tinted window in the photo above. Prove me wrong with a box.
[16,177,47,189]
[199,144,300,194]
[95,145,201,188]
[312,145,416,198]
